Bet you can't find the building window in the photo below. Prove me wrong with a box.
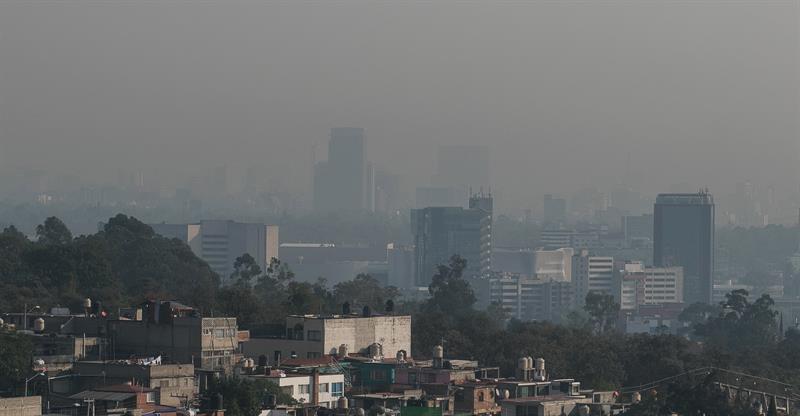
[146,392,156,403]
[331,383,343,397]
[318,383,329,393]
[408,373,417,384]
[371,370,386,381]
[478,392,485,402]
[307,352,321,359]
[307,330,322,341]
[214,329,226,338]
[299,384,310,394]
[281,386,293,396]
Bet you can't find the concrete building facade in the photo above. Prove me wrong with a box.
[572,251,615,306]
[109,301,241,372]
[533,248,574,282]
[244,314,411,365]
[488,275,574,322]
[151,220,279,281]
[618,263,684,311]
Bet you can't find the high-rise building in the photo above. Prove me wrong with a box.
[151,220,279,281]
[539,229,574,250]
[411,193,493,286]
[543,194,567,227]
[622,214,654,247]
[313,128,366,212]
[653,192,715,304]
[572,250,615,306]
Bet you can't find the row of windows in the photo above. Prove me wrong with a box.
[203,328,237,338]
[282,382,343,397]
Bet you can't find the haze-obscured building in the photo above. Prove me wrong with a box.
[542,194,567,228]
[622,214,654,247]
[151,220,279,281]
[488,275,574,322]
[313,127,367,212]
[411,193,493,286]
[533,248,574,282]
[572,251,615,305]
[653,192,715,304]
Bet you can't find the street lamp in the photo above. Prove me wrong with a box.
[23,304,41,330]
[24,372,45,397]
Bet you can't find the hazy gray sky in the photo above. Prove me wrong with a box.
[1,1,797,211]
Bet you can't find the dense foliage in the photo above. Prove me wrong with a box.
[201,376,295,416]
[0,215,219,313]
[0,330,33,396]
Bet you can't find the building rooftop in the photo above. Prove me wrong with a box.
[655,192,714,205]
[287,313,410,320]
[500,395,587,404]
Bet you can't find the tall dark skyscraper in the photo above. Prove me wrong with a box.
[411,192,493,286]
[313,128,366,212]
[653,191,715,304]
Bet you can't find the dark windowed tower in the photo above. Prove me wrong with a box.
[653,191,714,304]
[411,193,493,286]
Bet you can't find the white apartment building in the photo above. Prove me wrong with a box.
[618,263,684,310]
[151,220,279,280]
[572,250,615,305]
[534,248,574,282]
[251,372,345,408]
[489,275,574,323]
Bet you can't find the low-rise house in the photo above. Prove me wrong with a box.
[244,311,411,365]
[499,396,592,416]
[109,300,244,373]
[244,370,345,409]
[67,384,179,416]
[394,347,499,389]
[454,382,502,416]
[65,361,196,407]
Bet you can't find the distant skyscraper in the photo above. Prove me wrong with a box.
[653,191,715,304]
[313,128,366,212]
[411,193,493,286]
[543,194,567,227]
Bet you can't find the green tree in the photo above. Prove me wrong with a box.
[333,274,399,313]
[0,330,33,395]
[427,255,475,315]
[231,253,263,283]
[695,289,779,351]
[584,291,620,334]
[36,216,73,245]
[203,376,295,416]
